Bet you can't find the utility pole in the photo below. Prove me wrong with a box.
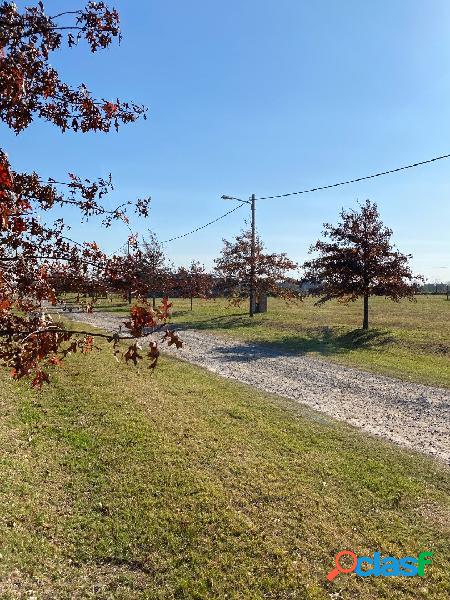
[221,193,257,318]
[127,239,132,305]
[249,193,256,317]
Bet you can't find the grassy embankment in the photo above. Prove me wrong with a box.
[0,322,449,599]
[93,294,450,388]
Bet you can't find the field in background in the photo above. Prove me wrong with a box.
[0,324,449,599]
[90,295,450,388]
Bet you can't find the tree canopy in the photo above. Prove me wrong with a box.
[0,1,180,386]
[215,229,299,309]
[302,200,421,329]
[174,261,213,310]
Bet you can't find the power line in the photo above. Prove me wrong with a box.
[114,151,450,249]
[161,202,246,244]
[256,152,450,200]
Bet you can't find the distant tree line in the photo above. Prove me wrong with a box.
[417,282,450,294]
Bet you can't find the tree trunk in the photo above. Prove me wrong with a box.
[152,294,156,309]
[190,295,193,311]
[363,293,369,330]
[127,289,132,304]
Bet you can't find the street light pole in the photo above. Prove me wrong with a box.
[221,193,256,318]
[127,238,132,305]
[249,193,256,318]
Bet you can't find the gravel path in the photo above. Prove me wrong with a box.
[63,309,450,464]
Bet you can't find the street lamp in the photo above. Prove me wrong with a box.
[222,193,257,317]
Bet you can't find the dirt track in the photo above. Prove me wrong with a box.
[64,309,450,464]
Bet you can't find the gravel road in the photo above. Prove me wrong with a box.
[63,309,450,464]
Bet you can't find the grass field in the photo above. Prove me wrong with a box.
[0,324,449,599]
[93,294,450,388]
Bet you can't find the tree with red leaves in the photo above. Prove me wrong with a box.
[174,261,213,310]
[103,233,171,306]
[302,200,422,330]
[215,229,299,312]
[140,232,170,308]
[0,2,181,387]
[104,238,146,304]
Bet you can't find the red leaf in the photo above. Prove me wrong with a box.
[32,370,50,389]
[103,102,118,117]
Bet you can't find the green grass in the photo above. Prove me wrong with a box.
[0,324,449,598]
[88,294,450,388]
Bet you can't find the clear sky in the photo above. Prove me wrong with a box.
[4,0,450,281]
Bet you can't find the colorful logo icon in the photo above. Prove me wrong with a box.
[327,550,433,581]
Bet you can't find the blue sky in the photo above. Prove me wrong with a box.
[4,0,450,281]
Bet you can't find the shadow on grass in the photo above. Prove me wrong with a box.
[174,314,394,359]
[90,303,129,313]
[173,312,259,331]
[172,310,247,322]
[211,329,393,361]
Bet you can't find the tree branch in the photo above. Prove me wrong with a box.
[0,327,133,341]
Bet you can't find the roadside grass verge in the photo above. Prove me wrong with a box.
[0,323,449,598]
[65,294,450,388]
